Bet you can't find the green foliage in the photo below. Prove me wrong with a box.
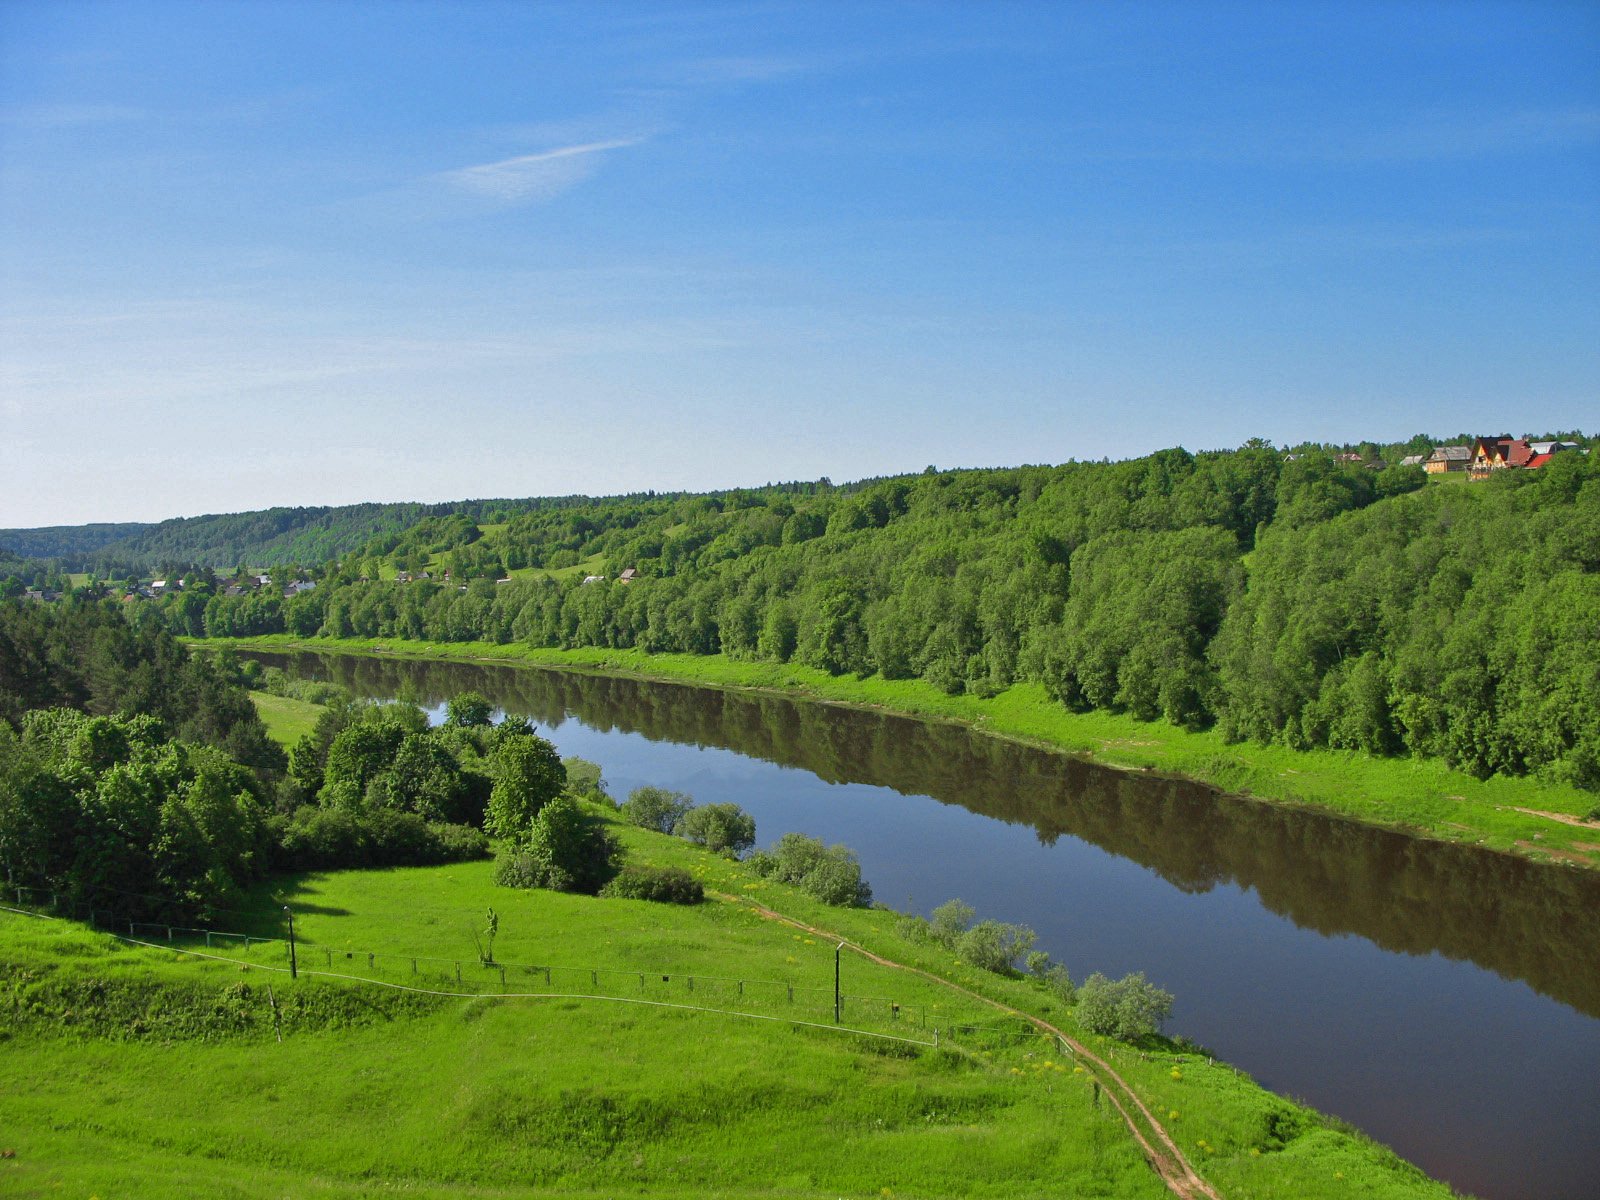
[928,898,976,947]
[561,756,610,803]
[909,898,1036,974]
[0,709,270,920]
[745,831,872,906]
[485,731,566,840]
[1076,971,1175,1040]
[444,691,493,727]
[317,716,408,810]
[162,438,1600,794]
[496,795,617,894]
[598,864,704,904]
[270,807,488,870]
[957,920,1037,974]
[619,785,694,834]
[1212,451,1600,785]
[0,596,283,772]
[674,802,756,857]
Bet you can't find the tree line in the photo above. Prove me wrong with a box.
[111,442,1600,791]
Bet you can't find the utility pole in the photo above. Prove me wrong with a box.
[834,941,845,1023]
[284,905,297,979]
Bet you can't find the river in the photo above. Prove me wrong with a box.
[251,649,1600,1200]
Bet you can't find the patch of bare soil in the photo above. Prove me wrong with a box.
[1506,806,1600,830]
[1515,841,1600,866]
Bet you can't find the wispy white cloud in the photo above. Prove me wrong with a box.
[437,138,643,204]
[664,55,809,86]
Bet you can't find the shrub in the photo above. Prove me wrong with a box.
[497,795,617,895]
[928,899,976,948]
[918,898,1036,975]
[746,831,872,906]
[444,691,493,727]
[1076,971,1175,1040]
[674,802,756,857]
[562,757,611,804]
[493,851,544,890]
[957,919,1036,974]
[485,733,566,840]
[1026,951,1075,1001]
[620,785,693,834]
[271,807,488,870]
[599,865,704,905]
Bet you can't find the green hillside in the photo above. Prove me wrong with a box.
[0,815,1455,1199]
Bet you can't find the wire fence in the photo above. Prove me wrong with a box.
[1,885,1041,1053]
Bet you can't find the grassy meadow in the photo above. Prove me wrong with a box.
[0,810,1457,1200]
[248,689,326,746]
[202,635,1600,870]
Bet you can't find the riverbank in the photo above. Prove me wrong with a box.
[194,634,1600,870]
[0,815,1459,1200]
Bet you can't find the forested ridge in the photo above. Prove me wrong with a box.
[0,523,153,561]
[0,486,833,575]
[130,442,1598,794]
[10,440,1596,791]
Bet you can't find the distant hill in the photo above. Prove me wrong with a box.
[0,522,152,559]
[2,503,515,570]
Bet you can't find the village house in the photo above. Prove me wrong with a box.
[618,567,639,584]
[1469,436,1534,478]
[1424,446,1471,473]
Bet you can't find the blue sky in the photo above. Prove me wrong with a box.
[2,1,1596,526]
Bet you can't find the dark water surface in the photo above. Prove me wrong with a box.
[254,651,1600,1200]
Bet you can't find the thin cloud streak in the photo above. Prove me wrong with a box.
[438,138,643,203]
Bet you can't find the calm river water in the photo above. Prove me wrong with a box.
[253,650,1600,1200]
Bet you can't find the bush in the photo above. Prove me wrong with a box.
[444,691,493,727]
[620,785,693,834]
[493,851,545,890]
[746,831,872,906]
[1076,971,1174,1040]
[562,757,611,804]
[929,899,976,948]
[957,919,1036,974]
[485,732,566,840]
[271,807,488,870]
[497,795,617,895]
[1028,953,1076,1003]
[674,802,756,857]
[599,865,704,905]
[916,898,1035,975]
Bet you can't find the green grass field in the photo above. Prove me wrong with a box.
[0,813,1455,1200]
[248,689,326,747]
[204,635,1600,870]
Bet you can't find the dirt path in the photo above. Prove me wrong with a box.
[714,892,1222,1200]
[1505,806,1600,830]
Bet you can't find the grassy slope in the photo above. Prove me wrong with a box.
[248,690,325,747]
[199,635,1600,870]
[0,816,1452,1200]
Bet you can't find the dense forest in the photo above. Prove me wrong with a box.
[9,438,1596,794]
[0,522,152,560]
[0,601,553,918]
[135,442,1600,793]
